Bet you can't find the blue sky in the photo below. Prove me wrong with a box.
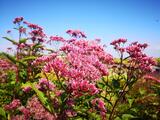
[0,0,160,57]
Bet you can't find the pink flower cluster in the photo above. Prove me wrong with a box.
[23,19,46,43]
[50,36,65,42]
[19,27,26,34]
[0,59,16,71]
[22,86,32,93]
[18,106,31,120]
[126,42,156,72]
[43,57,68,75]
[24,21,43,30]
[66,29,87,38]
[110,38,127,53]
[32,53,57,65]
[111,39,156,72]
[36,32,113,101]
[26,96,55,120]
[69,80,99,97]
[60,39,112,81]
[37,78,55,91]
[4,99,21,111]
[13,17,23,24]
[91,98,107,120]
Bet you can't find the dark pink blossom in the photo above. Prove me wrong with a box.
[38,78,55,91]
[50,36,65,42]
[13,17,23,24]
[4,99,21,111]
[26,96,56,119]
[18,106,31,120]
[66,29,87,38]
[19,27,26,34]
[69,80,99,97]
[22,86,32,93]
[91,98,107,119]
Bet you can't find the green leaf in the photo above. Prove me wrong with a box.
[122,114,135,120]
[1,52,17,64]
[21,56,36,62]
[0,107,6,119]
[30,83,53,113]
[32,44,44,50]
[1,52,27,67]
[112,79,120,89]
[3,37,18,45]
[115,117,122,120]
[97,82,105,89]
[139,88,146,95]
[128,98,134,107]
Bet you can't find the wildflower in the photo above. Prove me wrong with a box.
[91,98,107,119]
[26,96,56,119]
[19,27,26,34]
[13,17,23,24]
[38,78,55,91]
[22,86,32,93]
[4,99,21,111]
[66,29,87,38]
[69,80,99,97]
[50,36,65,42]
[18,106,31,120]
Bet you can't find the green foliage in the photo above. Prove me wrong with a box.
[0,107,6,120]
[3,37,18,45]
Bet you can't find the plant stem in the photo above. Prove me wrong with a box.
[109,83,128,120]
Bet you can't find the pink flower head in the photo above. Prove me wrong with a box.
[50,36,65,42]
[30,29,45,38]
[44,58,68,76]
[38,78,55,91]
[19,27,26,34]
[91,98,107,119]
[18,106,31,119]
[110,38,127,45]
[66,29,87,38]
[26,96,55,119]
[4,99,21,111]
[24,21,43,30]
[65,109,77,117]
[70,80,99,97]
[13,17,24,24]
[32,53,57,65]
[22,86,32,93]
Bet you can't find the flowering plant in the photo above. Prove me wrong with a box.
[0,17,159,120]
